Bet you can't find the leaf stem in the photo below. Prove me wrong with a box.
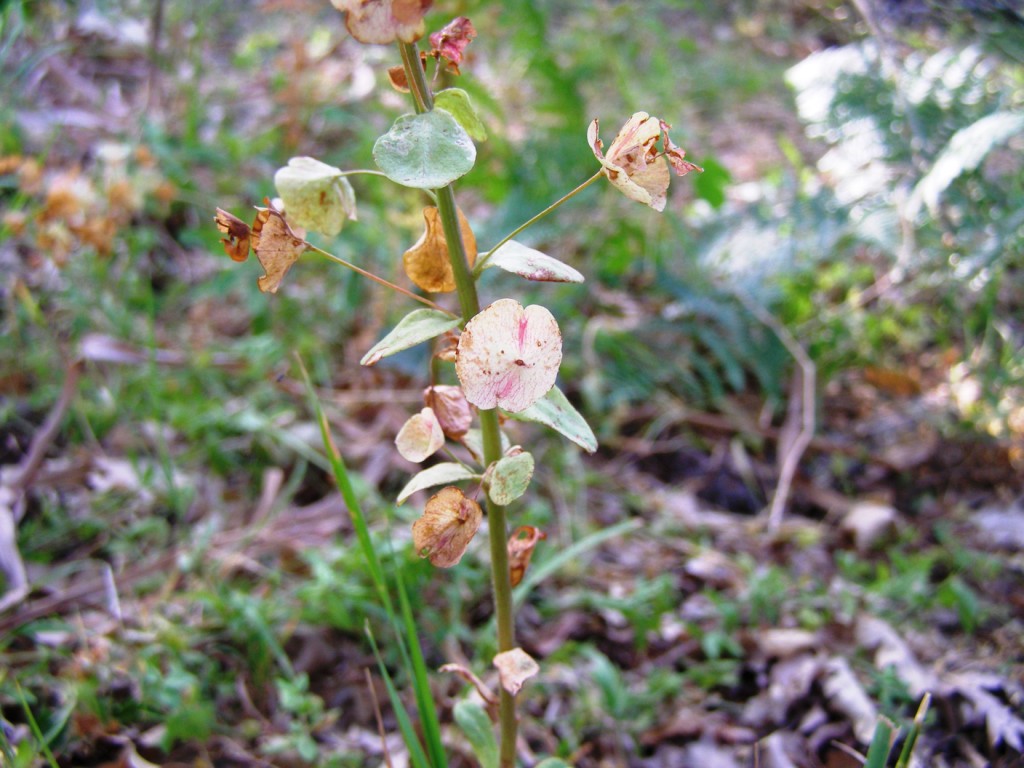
[474,170,604,274]
[399,39,519,768]
[305,242,454,315]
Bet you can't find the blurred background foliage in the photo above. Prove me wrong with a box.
[1,0,1022,765]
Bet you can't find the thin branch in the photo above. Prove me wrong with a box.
[735,290,816,531]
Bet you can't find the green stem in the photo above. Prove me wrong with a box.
[474,170,604,274]
[399,40,519,768]
[305,242,453,315]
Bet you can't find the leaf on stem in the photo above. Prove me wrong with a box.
[424,385,472,439]
[214,208,251,262]
[456,299,562,413]
[251,204,308,294]
[428,16,476,74]
[508,525,546,587]
[412,487,482,567]
[508,385,597,453]
[374,111,476,189]
[404,205,477,293]
[360,308,460,366]
[273,157,356,238]
[481,240,583,283]
[330,0,433,45]
[493,648,539,696]
[434,89,487,141]
[397,462,480,505]
[396,407,445,463]
[487,449,534,506]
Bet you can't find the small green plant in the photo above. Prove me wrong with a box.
[214,3,701,764]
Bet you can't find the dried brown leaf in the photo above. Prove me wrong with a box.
[403,206,477,293]
[251,204,308,294]
[412,486,482,568]
[507,525,545,587]
[214,208,251,262]
[423,385,473,440]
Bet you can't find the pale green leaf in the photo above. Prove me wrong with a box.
[453,700,499,768]
[508,385,597,453]
[373,110,476,189]
[535,760,575,768]
[397,463,480,505]
[482,241,584,283]
[908,111,1024,218]
[434,89,487,142]
[274,156,356,237]
[488,451,534,506]
[360,309,460,366]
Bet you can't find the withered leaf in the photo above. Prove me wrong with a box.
[508,525,546,587]
[423,384,472,440]
[331,0,432,45]
[403,206,477,293]
[429,16,476,74]
[412,486,482,568]
[588,112,701,212]
[493,648,539,696]
[251,204,308,294]
[395,407,445,463]
[214,208,252,262]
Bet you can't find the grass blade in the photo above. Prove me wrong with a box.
[396,561,447,768]
[366,623,433,768]
[895,693,931,768]
[864,717,894,768]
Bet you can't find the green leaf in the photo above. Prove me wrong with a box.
[434,89,487,142]
[397,462,481,505]
[453,700,499,768]
[481,241,584,283]
[373,110,476,189]
[508,385,597,453]
[488,451,534,505]
[864,718,894,768]
[535,759,575,768]
[908,110,1024,218]
[274,156,356,237]
[361,309,460,366]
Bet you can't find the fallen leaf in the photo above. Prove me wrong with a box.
[214,208,251,262]
[493,647,539,696]
[840,502,898,553]
[507,525,545,587]
[821,657,877,745]
[424,384,473,439]
[456,299,562,413]
[330,0,432,45]
[588,112,701,211]
[429,16,476,74]
[395,407,445,463]
[412,486,482,567]
[251,204,308,294]
[403,206,477,292]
